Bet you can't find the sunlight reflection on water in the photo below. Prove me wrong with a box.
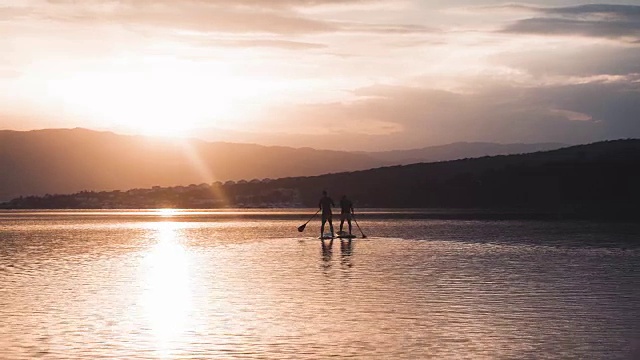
[140,222,193,357]
[0,210,639,359]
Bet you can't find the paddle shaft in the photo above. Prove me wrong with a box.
[353,216,367,238]
[305,209,321,225]
[298,209,321,231]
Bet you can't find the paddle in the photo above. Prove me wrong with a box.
[298,209,320,232]
[353,215,367,238]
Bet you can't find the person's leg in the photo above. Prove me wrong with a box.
[328,215,335,235]
[340,216,344,233]
[321,215,326,236]
[348,218,352,235]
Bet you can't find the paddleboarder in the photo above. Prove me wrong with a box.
[318,190,335,237]
[339,195,354,235]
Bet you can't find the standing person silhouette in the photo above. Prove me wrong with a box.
[339,195,354,235]
[318,190,335,238]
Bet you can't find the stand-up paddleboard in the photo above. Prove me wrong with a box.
[336,231,357,239]
[319,233,335,239]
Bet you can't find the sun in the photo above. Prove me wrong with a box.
[43,58,249,136]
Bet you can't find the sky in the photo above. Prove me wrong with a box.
[1,0,639,150]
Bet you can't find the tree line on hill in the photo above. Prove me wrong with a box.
[2,139,639,220]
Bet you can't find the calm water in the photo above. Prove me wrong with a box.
[1,210,639,359]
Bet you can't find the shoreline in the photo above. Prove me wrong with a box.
[0,207,636,222]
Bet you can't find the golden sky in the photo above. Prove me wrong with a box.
[1,0,639,150]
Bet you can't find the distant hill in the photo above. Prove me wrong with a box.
[289,139,639,219]
[365,142,566,164]
[4,139,639,220]
[0,128,382,201]
[0,128,576,202]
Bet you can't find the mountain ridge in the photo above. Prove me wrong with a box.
[0,127,572,201]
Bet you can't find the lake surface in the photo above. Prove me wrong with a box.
[1,210,639,359]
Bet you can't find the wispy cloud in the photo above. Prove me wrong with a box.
[544,4,640,19]
[44,0,383,9]
[502,4,640,42]
[495,45,640,77]
[3,1,429,36]
[198,38,327,50]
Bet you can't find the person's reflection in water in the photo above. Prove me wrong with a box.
[340,239,353,268]
[321,238,333,270]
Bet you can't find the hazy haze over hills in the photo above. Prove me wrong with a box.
[0,128,380,201]
[1,128,567,201]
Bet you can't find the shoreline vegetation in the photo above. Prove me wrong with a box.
[2,139,639,221]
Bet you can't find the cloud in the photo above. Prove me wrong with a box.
[531,75,640,139]
[495,46,640,77]
[7,1,429,36]
[505,18,640,39]
[0,5,39,22]
[544,4,640,19]
[339,23,436,34]
[108,6,338,35]
[502,4,640,42]
[198,38,327,50]
[45,0,381,9]
[549,109,593,122]
[257,76,640,150]
[10,3,325,35]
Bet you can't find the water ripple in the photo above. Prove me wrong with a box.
[1,211,639,359]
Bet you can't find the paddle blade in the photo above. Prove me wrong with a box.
[297,224,307,232]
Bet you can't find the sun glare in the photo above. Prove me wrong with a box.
[39,58,267,136]
[158,208,179,217]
